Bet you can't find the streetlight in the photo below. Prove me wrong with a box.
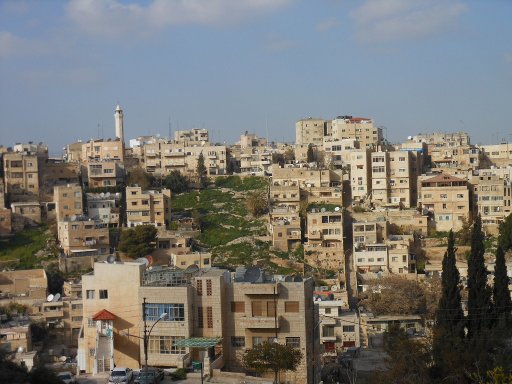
[143,298,167,380]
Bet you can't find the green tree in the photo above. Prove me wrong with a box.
[498,213,512,252]
[243,341,303,383]
[197,152,208,189]
[127,167,154,190]
[433,230,465,381]
[118,225,158,258]
[467,215,492,339]
[245,190,268,217]
[163,170,189,193]
[493,246,511,325]
[307,143,315,162]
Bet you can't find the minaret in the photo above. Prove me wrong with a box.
[114,104,124,144]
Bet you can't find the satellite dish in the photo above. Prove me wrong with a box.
[135,258,149,267]
[17,347,24,353]
[70,215,76,221]
[293,275,303,282]
[107,255,115,263]
[185,264,200,274]
[320,207,326,212]
[53,293,61,302]
[47,294,54,302]
[100,192,104,197]
[331,285,339,292]
[59,356,67,362]
[244,267,262,283]
[334,206,340,212]
[284,275,294,282]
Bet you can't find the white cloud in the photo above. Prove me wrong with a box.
[0,31,48,58]
[316,18,340,33]
[350,0,467,43]
[66,0,292,39]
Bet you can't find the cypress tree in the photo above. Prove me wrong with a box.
[493,245,511,323]
[433,230,465,376]
[196,152,208,189]
[306,143,315,163]
[467,215,492,339]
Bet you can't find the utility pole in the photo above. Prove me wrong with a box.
[274,284,278,384]
[143,297,148,378]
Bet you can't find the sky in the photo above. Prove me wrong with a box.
[1,0,511,155]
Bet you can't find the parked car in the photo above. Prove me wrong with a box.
[56,371,77,384]
[108,367,133,383]
[134,367,164,383]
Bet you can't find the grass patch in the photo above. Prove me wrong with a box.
[214,176,268,191]
[0,227,54,269]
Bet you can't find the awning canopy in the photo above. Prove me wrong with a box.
[173,337,222,349]
[92,309,116,321]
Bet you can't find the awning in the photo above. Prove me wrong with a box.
[92,309,116,321]
[173,337,222,349]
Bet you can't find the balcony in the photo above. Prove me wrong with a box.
[308,230,322,240]
[237,283,279,295]
[239,316,282,329]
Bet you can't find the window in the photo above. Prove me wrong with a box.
[86,290,95,299]
[324,308,331,314]
[99,290,108,299]
[88,318,96,328]
[72,316,83,322]
[267,301,276,318]
[197,280,203,296]
[323,326,335,337]
[285,301,299,313]
[197,307,203,328]
[252,337,263,347]
[231,302,245,313]
[146,303,185,322]
[206,279,212,296]
[343,325,355,332]
[231,337,245,347]
[206,307,213,328]
[286,337,300,348]
[252,301,263,316]
[148,336,186,355]
[89,348,96,357]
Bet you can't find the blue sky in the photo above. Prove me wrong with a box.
[1,0,511,154]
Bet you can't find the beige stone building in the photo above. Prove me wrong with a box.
[3,151,41,202]
[39,161,80,202]
[0,269,48,302]
[272,166,342,189]
[86,192,121,227]
[322,138,360,170]
[174,128,209,145]
[82,139,124,163]
[78,261,145,374]
[430,144,480,170]
[269,179,301,212]
[54,184,83,222]
[409,132,470,153]
[238,147,272,175]
[63,280,83,346]
[11,201,41,229]
[0,326,32,353]
[419,173,471,232]
[269,208,301,252]
[479,143,512,167]
[57,217,110,257]
[295,118,330,146]
[331,116,382,149]
[305,208,345,286]
[170,252,212,269]
[126,186,171,228]
[86,159,124,188]
[350,150,372,203]
[472,173,512,228]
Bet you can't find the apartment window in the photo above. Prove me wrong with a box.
[392,257,398,262]
[286,337,300,348]
[357,258,364,263]
[343,325,355,332]
[231,337,245,347]
[324,308,331,314]
[285,301,299,313]
[89,348,95,357]
[457,193,464,198]
[206,279,212,296]
[72,316,83,322]
[86,290,95,299]
[197,307,204,328]
[146,303,185,322]
[403,255,407,262]
[99,290,108,299]
[267,301,276,318]
[323,326,335,337]
[377,258,384,262]
[148,336,186,355]
[197,280,203,296]
[440,194,448,199]
[368,258,375,262]
[87,318,96,327]
[231,302,245,313]
[252,301,263,316]
[206,307,213,328]
[252,337,263,347]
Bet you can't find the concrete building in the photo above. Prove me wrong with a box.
[331,116,382,149]
[82,139,124,164]
[57,217,110,257]
[63,280,83,347]
[238,147,272,175]
[39,160,80,202]
[473,173,512,228]
[430,144,480,170]
[10,201,41,229]
[126,186,171,228]
[479,143,512,167]
[409,132,470,152]
[272,166,342,189]
[419,173,471,232]
[0,326,32,353]
[269,208,301,252]
[0,269,48,303]
[269,179,301,212]
[322,138,360,170]
[54,184,83,222]
[170,252,212,269]
[86,192,121,227]
[295,118,330,146]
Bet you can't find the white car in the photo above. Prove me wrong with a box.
[108,367,133,383]
[57,371,77,384]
